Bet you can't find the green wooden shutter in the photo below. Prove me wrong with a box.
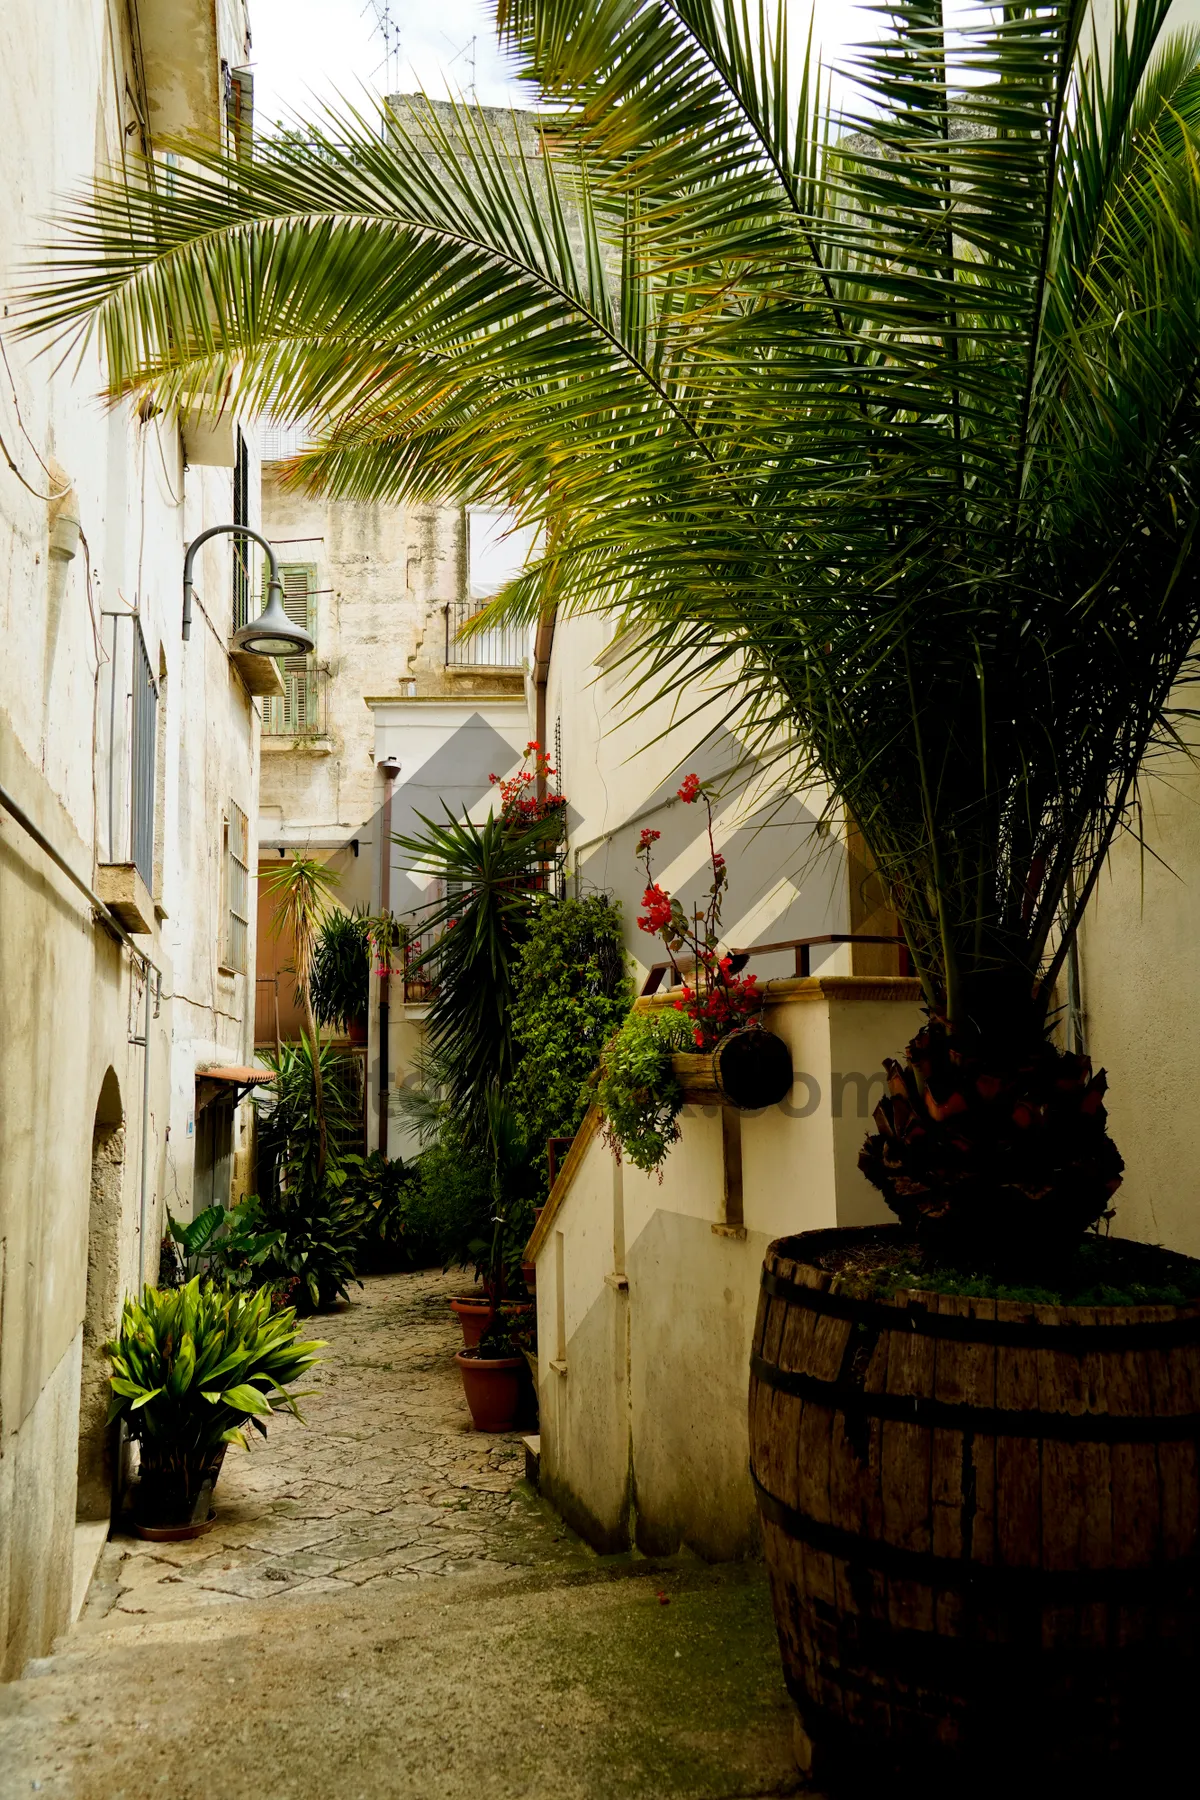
[263,564,317,733]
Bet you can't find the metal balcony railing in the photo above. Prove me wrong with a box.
[444,597,528,670]
[262,666,329,738]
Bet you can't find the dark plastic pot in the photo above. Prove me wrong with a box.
[455,1351,524,1432]
[132,1444,226,1538]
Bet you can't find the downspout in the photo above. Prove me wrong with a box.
[137,966,156,1290]
[377,759,399,1156]
[533,608,556,799]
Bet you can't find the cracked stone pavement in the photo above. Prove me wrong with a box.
[0,1270,804,1800]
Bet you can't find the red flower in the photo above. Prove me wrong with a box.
[677,773,702,804]
[637,883,674,935]
[638,827,661,850]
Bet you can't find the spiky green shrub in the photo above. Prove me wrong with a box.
[106,1280,323,1523]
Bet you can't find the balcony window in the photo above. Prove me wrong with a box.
[261,564,325,736]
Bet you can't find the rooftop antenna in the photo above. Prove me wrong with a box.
[445,33,477,98]
[364,0,402,93]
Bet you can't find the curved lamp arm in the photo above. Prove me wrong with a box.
[182,524,283,642]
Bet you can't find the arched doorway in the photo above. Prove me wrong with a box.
[76,1068,124,1522]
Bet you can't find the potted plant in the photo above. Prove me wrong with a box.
[34,0,1200,1773]
[311,906,371,1044]
[455,1310,533,1433]
[105,1279,323,1538]
[635,777,793,1108]
[455,1096,537,1430]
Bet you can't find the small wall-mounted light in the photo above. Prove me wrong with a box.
[182,525,315,660]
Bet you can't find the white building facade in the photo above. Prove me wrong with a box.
[0,0,273,1675]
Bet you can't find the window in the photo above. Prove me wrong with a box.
[225,802,250,974]
[224,64,254,164]
[102,613,158,889]
[262,565,323,736]
[232,428,250,631]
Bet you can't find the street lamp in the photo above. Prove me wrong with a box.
[181,525,315,658]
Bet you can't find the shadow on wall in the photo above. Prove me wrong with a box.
[577,730,848,965]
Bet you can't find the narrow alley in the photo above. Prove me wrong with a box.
[0,1274,800,1800]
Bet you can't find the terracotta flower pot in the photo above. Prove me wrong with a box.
[347,1016,368,1046]
[449,1296,533,1349]
[455,1351,524,1432]
[521,1260,537,1297]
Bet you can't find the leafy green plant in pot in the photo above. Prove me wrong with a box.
[310,906,371,1044]
[106,1280,323,1537]
[454,1096,536,1431]
[28,0,1200,1770]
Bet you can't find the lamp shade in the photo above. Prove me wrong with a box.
[231,581,314,659]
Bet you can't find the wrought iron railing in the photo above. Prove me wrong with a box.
[640,933,913,996]
[443,597,528,669]
[262,666,329,737]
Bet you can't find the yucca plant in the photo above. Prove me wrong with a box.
[262,855,340,1178]
[310,906,371,1035]
[394,804,566,1139]
[21,0,1200,1265]
[106,1280,323,1527]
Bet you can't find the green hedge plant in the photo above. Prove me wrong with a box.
[509,894,633,1196]
[106,1280,323,1527]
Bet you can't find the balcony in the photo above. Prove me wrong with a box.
[443,597,528,671]
[262,666,329,739]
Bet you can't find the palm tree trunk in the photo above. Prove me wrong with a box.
[304,991,328,1180]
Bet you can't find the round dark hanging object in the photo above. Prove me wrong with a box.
[712,1027,793,1110]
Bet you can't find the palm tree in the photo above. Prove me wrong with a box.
[394,806,565,1138]
[21,0,1200,1263]
[261,854,340,1178]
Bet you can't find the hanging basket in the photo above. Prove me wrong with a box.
[672,1027,793,1110]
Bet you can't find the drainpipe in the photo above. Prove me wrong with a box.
[532,609,556,799]
[376,757,400,1156]
[137,966,156,1290]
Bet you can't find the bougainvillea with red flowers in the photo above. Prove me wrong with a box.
[635,774,763,1051]
[489,741,568,828]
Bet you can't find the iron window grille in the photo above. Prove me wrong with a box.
[103,613,158,890]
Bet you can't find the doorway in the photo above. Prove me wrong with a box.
[76,1068,124,1522]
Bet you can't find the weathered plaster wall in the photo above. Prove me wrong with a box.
[1078,739,1200,1258]
[533,981,925,1560]
[0,0,260,1676]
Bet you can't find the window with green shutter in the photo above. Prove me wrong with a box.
[261,565,322,736]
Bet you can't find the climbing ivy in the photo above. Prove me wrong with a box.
[509,895,634,1196]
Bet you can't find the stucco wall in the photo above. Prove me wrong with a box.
[532,979,925,1560]
[1078,740,1200,1258]
[545,613,857,988]
[0,0,260,1675]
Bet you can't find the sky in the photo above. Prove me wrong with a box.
[247,0,872,128]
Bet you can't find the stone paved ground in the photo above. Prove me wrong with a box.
[0,1271,805,1800]
[79,1270,586,1625]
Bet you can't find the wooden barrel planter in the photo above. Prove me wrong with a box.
[748,1228,1200,1786]
[673,1026,793,1110]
